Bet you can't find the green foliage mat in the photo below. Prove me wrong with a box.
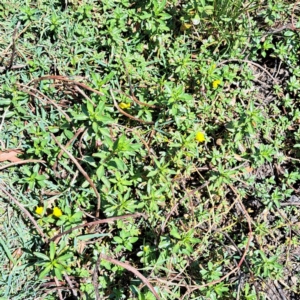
[0,0,300,299]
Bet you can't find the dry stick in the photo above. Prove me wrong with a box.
[280,202,300,206]
[0,159,45,171]
[110,89,154,125]
[125,127,157,160]
[73,85,96,107]
[29,75,104,96]
[100,253,160,300]
[93,254,101,300]
[217,59,278,83]
[112,88,158,109]
[160,182,209,235]
[7,21,20,70]
[0,64,26,72]
[190,184,253,292]
[49,213,144,242]
[119,57,157,108]
[0,184,48,243]
[219,229,260,295]
[54,277,63,300]
[292,1,300,30]
[63,273,78,298]
[78,128,88,158]
[17,84,72,122]
[53,128,84,172]
[51,133,101,218]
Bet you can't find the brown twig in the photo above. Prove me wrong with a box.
[0,159,45,170]
[0,64,26,72]
[0,184,48,243]
[119,57,158,108]
[190,184,253,292]
[160,182,209,235]
[51,133,101,218]
[63,273,78,297]
[7,22,20,70]
[54,277,63,300]
[292,1,300,30]
[53,128,84,172]
[73,85,96,107]
[49,213,145,242]
[280,202,300,206]
[100,253,160,300]
[29,75,104,96]
[78,128,88,158]
[110,89,154,125]
[93,254,101,300]
[17,84,72,122]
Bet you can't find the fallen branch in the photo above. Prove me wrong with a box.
[100,253,160,300]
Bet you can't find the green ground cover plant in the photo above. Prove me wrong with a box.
[0,0,300,299]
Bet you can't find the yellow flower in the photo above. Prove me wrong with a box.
[119,102,131,109]
[35,206,44,215]
[195,132,205,142]
[53,207,63,218]
[180,23,192,31]
[212,79,221,89]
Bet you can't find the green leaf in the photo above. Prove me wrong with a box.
[39,264,52,279]
[49,242,56,261]
[82,156,97,167]
[34,252,50,261]
[113,236,123,244]
[57,253,73,262]
[96,165,105,180]
[54,267,63,280]
[77,233,110,240]
[170,227,181,239]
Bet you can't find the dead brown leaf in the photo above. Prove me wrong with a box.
[0,149,23,162]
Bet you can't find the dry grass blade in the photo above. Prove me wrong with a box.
[100,253,160,300]
[51,133,101,218]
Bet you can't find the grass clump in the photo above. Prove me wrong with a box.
[0,0,300,299]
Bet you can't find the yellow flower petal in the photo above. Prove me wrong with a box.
[195,132,205,143]
[53,207,63,218]
[180,23,192,32]
[212,80,221,89]
[35,206,44,215]
[119,102,131,109]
